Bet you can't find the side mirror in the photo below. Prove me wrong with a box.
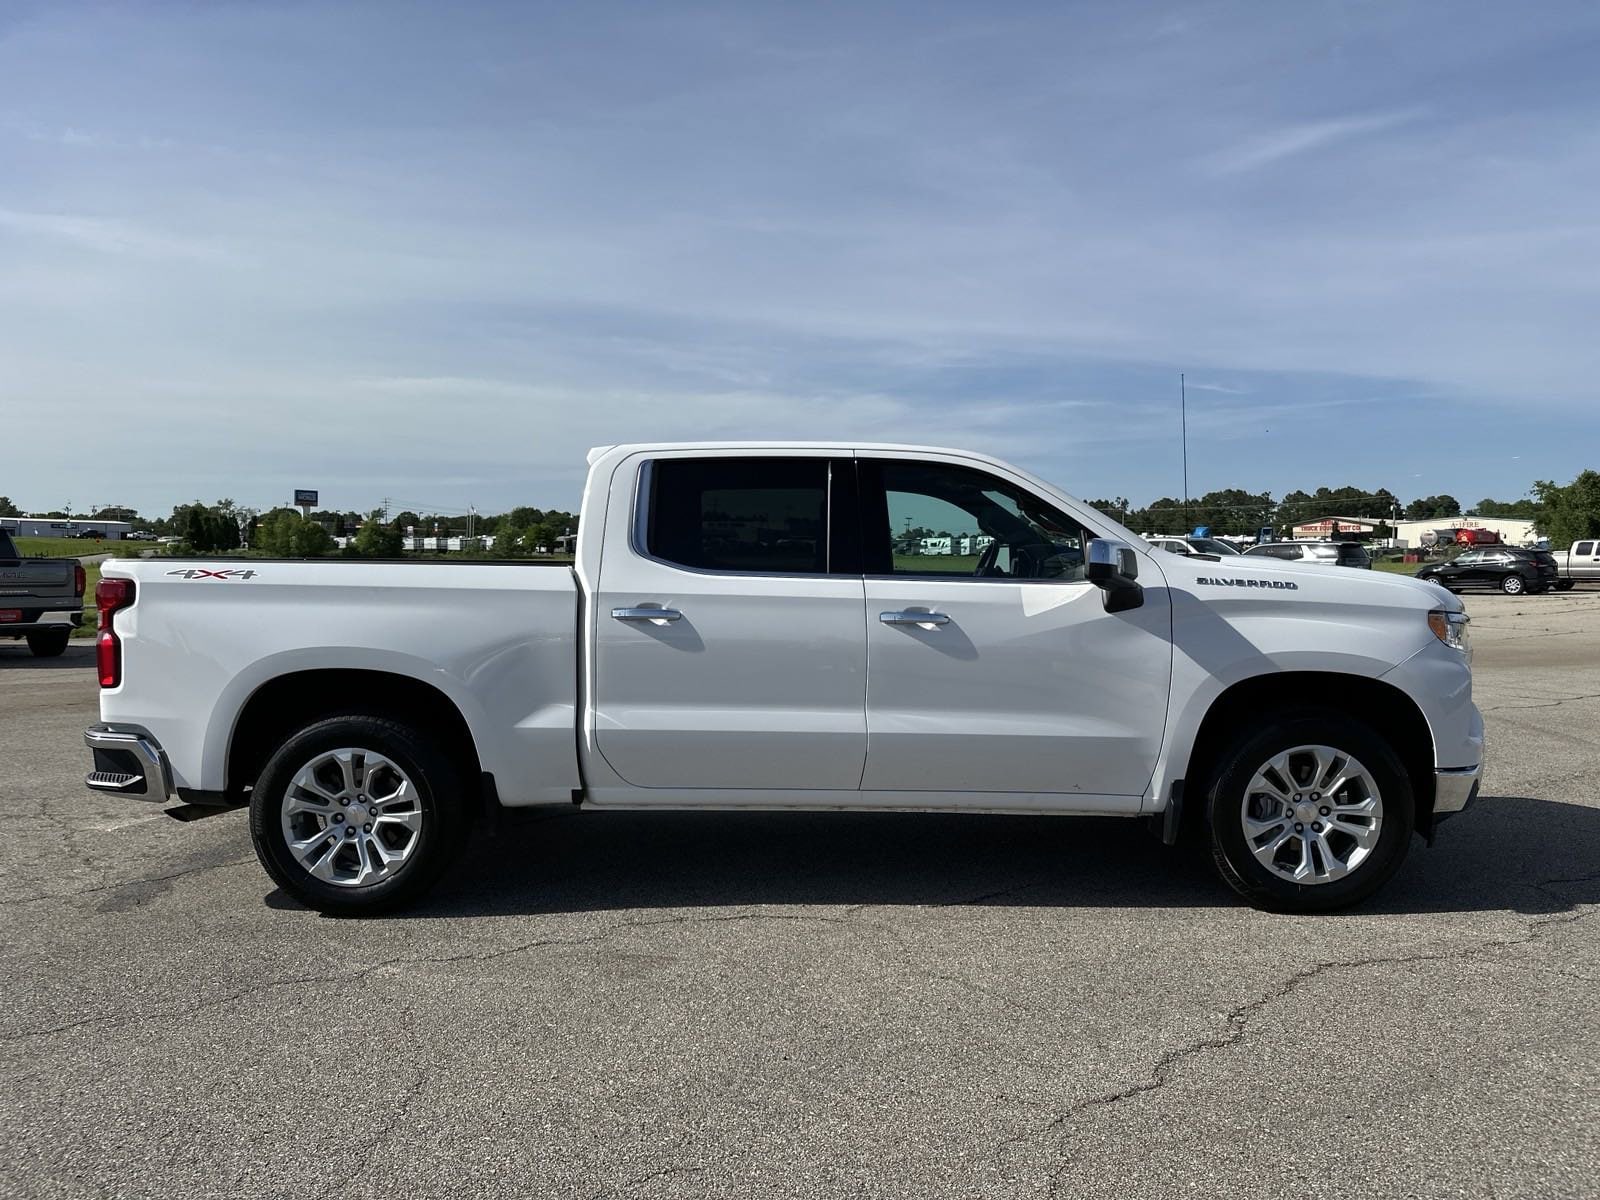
[1087,538,1144,612]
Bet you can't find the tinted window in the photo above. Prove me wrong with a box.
[1577,541,1595,556]
[865,460,1089,580]
[645,458,828,574]
[1246,544,1301,560]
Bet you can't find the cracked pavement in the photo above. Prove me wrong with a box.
[2,592,1598,1198]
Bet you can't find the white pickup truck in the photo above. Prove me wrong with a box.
[84,443,1483,915]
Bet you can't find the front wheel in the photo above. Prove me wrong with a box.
[249,714,471,916]
[1207,713,1414,912]
[1501,575,1526,595]
[26,628,71,657]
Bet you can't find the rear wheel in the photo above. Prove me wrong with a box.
[1501,574,1526,595]
[1556,580,1575,592]
[26,629,70,657]
[1207,712,1414,912]
[249,714,471,916]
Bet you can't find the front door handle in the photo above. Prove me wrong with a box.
[612,607,682,622]
[879,611,950,626]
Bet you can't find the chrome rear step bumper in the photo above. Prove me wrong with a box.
[84,725,175,803]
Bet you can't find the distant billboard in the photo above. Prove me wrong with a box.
[294,489,319,507]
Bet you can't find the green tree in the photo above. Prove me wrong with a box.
[256,509,334,557]
[182,503,213,551]
[492,523,525,557]
[1404,495,1462,521]
[354,512,405,557]
[1473,496,1542,519]
[0,496,19,517]
[1533,470,1600,545]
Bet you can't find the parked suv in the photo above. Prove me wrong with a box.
[1244,541,1372,569]
[1415,547,1557,595]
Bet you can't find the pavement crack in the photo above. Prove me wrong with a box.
[1000,880,1600,1197]
[11,855,255,906]
[582,1165,706,1199]
[0,907,869,1044]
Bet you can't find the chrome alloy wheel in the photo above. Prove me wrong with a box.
[1240,745,1383,885]
[279,748,423,888]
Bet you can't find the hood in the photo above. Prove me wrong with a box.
[1147,547,1463,613]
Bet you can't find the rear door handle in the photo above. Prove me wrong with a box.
[879,611,950,626]
[612,607,682,622]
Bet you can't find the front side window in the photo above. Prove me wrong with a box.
[1576,541,1595,556]
[644,457,828,574]
[864,459,1090,580]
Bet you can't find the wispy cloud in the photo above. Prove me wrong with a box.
[0,208,234,261]
[1204,108,1427,175]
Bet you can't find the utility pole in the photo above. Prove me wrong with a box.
[1179,374,1190,531]
[382,497,391,524]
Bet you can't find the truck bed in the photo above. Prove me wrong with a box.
[98,556,582,804]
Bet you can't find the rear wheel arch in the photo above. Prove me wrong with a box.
[1182,672,1438,838]
[226,668,484,809]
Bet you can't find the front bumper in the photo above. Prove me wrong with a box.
[84,724,175,802]
[1434,764,1481,815]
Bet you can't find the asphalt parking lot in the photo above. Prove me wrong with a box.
[3,593,1598,1199]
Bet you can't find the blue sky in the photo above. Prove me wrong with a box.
[2,1,1598,518]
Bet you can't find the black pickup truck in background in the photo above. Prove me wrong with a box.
[0,531,86,657]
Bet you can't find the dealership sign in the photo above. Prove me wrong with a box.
[1295,519,1372,534]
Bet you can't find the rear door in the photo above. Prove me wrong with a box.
[589,452,868,793]
[857,454,1172,803]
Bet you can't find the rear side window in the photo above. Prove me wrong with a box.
[1577,541,1595,556]
[1254,545,1303,560]
[644,457,829,574]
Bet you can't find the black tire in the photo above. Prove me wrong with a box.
[249,714,471,916]
[1206,711,1414,913]
[1500,574,1526,595]
[1556,580,1575,592]
[26,628,71,657]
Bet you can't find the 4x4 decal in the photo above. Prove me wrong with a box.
[166,568,259,580]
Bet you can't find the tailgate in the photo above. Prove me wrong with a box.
[0,558,77,601]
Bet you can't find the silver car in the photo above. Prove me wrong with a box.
[1244,541,1372,569]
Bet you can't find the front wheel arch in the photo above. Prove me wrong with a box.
[1182,672,1437,841]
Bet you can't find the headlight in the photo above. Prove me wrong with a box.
[1428,609,1470,653]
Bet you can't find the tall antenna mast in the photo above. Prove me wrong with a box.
[1180,373,1190,530]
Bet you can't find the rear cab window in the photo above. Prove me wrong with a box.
[640,456,856,576]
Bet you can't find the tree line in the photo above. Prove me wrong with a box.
[1084,484,1550,536]
[154,500,580,558]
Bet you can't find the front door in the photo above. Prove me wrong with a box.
[591,453,868,792]
[858,455,1172,802]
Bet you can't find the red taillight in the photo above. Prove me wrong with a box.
[74,564,86,597]
[96,578,135,688]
